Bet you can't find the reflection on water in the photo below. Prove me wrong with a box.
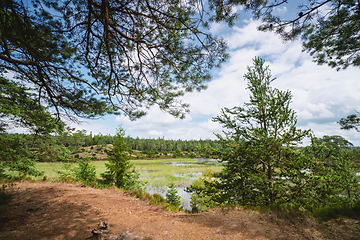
[146,158,222,210]
[146,186,192,210]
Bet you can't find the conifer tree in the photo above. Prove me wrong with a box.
[192,57,317,207]
[101,127,139,189]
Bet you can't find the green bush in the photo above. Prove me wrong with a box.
[190,192,207,213]
[151,193,166,205]
[166,183,181,207]
[73,158,96,182]
[57,161,74,179]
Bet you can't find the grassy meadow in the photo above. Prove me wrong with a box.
[34,158,223,189]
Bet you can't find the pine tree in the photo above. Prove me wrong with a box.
[101,127,133,189]
[0,0,228,129]
[193,57,319,208]
[209,0,360,70]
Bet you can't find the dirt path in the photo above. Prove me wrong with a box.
[0,182,359,240]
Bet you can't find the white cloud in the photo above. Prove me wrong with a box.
[148,130,164,137]
[198,119,222,132]
[275,7,287,14]
[71,18,360,146]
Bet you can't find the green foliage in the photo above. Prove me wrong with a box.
[127,189,176,210]
[101,127,141,190]
[122,167,143,191]
[0,77,65,134]
[56,161,74,180]
[188,152,196,158]
[0,0,228,127]
[306,135,354,162]
[330,152,359,198]
[43,144,72,162]
[0,133,43,177]
[188,57,359,213]
[188,171,217,212]
[338,112,360,132]
[151,193,167,206]
[189,57,360,213]
[72,158,96,182]
[301,140,360,210]
[0,76,63,177]
[313,135,353,151]
[196,144,220,158]
[209,0,360,70]
[204,57,313,208]
[174,148,183,158]
[321,151,359,203]
[1,130,227,162]
[166,183,181,207]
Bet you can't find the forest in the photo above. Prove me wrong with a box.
[1,0,360,239]
[0,130,227,163]
[1,58,360,219]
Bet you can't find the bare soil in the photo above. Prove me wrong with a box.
[1,181,359,240]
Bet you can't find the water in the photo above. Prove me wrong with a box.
[145,158,221,210]
[165,158,220,166]
[146,186,192,210]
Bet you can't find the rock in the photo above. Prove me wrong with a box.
[99,220,110,230]
[92,229,109,235]
[92,220,150,240]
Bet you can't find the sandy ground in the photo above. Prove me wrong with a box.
[0,181,359,240]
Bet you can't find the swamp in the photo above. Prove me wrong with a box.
[33,158,223,210]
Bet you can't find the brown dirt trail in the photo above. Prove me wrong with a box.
[0,182,359,240]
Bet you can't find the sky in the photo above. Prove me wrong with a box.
[67,7,360,146]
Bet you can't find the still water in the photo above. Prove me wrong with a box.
[144,158,221,210]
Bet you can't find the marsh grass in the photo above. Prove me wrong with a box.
[32,158,222,189]
[133,159,222,188]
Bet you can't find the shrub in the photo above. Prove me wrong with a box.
[166,183,181,207]
[73,158,96,182]
[152,193,166,204]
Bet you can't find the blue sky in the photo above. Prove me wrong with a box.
[66,5,360,146]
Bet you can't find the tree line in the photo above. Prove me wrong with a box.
[0,129,227,172]
[18,130,226,152]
